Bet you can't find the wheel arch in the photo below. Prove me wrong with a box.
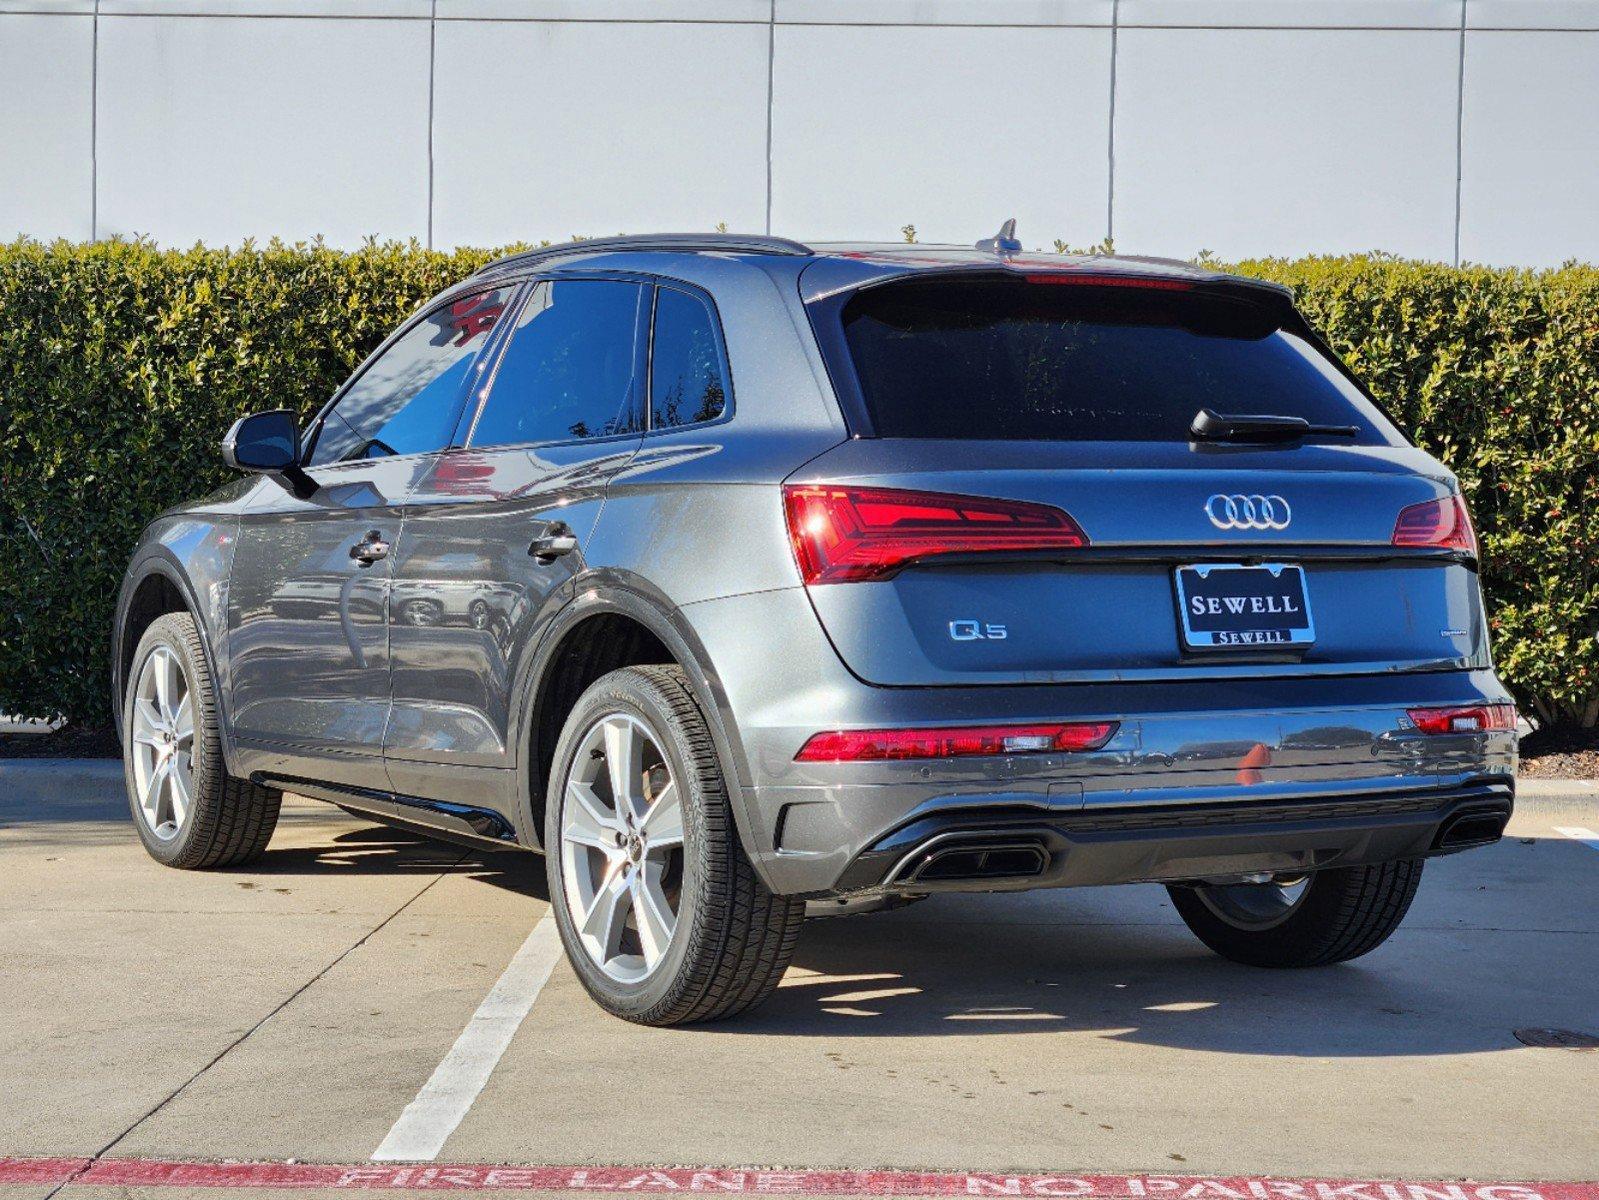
[514,573,761,872]
[113,553,237,773]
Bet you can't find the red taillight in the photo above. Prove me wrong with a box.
[1405,704,1516,735]
[1023,273,1194,291]
[783,485,1088,585]
[795,721,1118,762]
[1392,495,1477,555]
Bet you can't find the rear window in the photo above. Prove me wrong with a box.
[649,286,730,429]
[837,277,1401,444]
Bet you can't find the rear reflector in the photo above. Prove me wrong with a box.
[1392,495,1477,556]
[1023,272,1194,291]
[795,721,1118,762]
[783,484,1087,585]
[1406,704,1517,735]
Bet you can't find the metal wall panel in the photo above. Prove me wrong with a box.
[1459,29,1599,266]
[1112,27,1461,261]
[432,19,769,247]
[0,12,94,240]
[769,22,1114,246]
[96,14,430,247]
[1,1,1595,265]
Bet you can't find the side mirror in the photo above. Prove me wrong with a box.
[222,409,316,497]
[223,409,299,472]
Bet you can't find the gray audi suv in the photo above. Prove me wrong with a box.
[113,228,1516,1024]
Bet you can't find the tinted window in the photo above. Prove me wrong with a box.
[469,280,645,449]
[309,288,512,466]
[839,278,1401,444]
[650,287,730,428]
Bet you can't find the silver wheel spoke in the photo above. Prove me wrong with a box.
[167,762,192,829]
[141,758,170,827]
[581,870,631,961]
[153,649,176,721]
[603,717,644,822]
[172,693,194,744]
[134,698,165,742]
[565,780,620,849]
[631,863,676,969]
[639,781,683,848]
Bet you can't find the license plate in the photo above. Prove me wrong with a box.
[1174,563,1315,650]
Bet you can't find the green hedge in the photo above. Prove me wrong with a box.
[1,241,1595,730]
[1234,255,1599,731]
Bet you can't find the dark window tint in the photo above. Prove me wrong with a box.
[470,280,645,449]
[650,287,730,428]
[309,288,512,466]
[838,278,1401,444]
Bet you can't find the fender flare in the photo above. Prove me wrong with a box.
[112,550,240,777]
[511,571,762,868]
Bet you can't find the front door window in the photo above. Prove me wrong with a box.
[307,287,514,466]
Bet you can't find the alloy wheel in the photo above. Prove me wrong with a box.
[559,712,685,984]
[130,645,196,842]
[1194,874,1312,931]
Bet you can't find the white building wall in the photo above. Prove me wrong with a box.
[1,0,1595,266]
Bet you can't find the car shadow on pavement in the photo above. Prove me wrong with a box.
[717,837,1599,1059]
[0,776,546,899]
[236,823,548,899]
[10,774,1593,1061]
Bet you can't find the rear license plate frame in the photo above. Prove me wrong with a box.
[1173,562,1316,651]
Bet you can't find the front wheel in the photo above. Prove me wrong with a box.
[1168,859,1424,968]
[545,665,803,1025]
[124,612,282,869]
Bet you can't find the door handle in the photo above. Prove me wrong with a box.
[529,523,578,564]
[349,531,390,565]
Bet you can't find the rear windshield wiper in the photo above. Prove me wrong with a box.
[1190,407,1360,444]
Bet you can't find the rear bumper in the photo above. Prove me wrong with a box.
[827,778,1513,896]
[677,588,1517,897]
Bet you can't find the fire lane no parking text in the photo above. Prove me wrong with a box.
[2,1160,1597,1200]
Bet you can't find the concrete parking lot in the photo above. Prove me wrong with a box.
[2,760,1596,1195]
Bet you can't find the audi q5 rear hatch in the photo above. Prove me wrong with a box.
[791,266,1488,687]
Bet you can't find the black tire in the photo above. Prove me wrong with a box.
[123,612,282,869]
[1168,860,1424,968]
[545,665,803,1025]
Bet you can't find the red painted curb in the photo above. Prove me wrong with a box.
[0,1157,91,1184]
[0,1159,1595,1199]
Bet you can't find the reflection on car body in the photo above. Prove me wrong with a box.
[114,228,1516,1025]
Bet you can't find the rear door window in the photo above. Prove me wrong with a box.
[649,286,730,429]
[836,277,1401,444]
[468,279,646,449]
[308,287,513,466]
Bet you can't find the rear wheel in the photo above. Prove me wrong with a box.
[123,612,282,869]
[545,665,803,1025]
[1167,859,1423,968]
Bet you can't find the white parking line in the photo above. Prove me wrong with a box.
[1555,826,1599,852]
[373,914,563,1162]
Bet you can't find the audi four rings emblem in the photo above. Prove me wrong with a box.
[1206,493,1292,531]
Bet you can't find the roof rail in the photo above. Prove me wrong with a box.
[473,233,814,278]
